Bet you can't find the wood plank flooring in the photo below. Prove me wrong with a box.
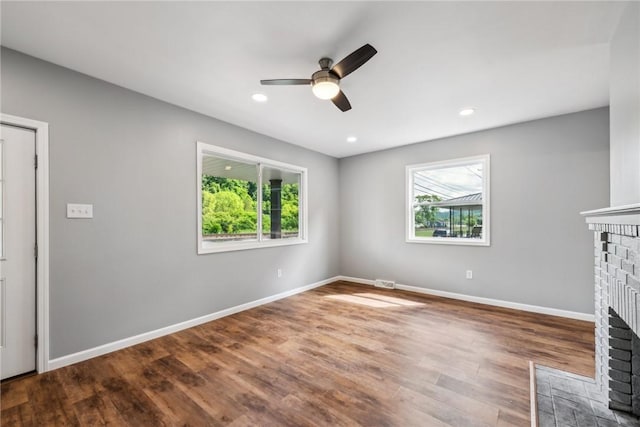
[1,281,595,426]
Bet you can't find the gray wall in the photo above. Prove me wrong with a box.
[1,48,340,359]
[0,45,612,360]
[339,109,609,314]
[610,2,640,207]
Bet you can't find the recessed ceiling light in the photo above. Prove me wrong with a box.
[346,136,357,143]
[459,108,475,116]
[252,93,268,103]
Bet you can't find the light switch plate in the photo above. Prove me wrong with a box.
[67,203,93,219]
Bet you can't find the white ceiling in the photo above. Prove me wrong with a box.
[0,1,625,158]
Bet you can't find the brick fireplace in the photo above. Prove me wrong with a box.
[584,205,640,416]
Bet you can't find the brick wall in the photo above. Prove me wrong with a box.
[590,222,640,415]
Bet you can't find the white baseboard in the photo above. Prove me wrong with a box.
[336,275,595,322]
[48,276,339,371]
[48,274,594,371]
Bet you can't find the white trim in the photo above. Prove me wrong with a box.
[580,203,640,217]
[339,276,377,286]
[529,361,538,427]
[196,141,308,255]
[336,276,594,322]
[406,237,490,247]
[0,114,50,373]
[405,154,490,246]
[584,215,640,226]
[44,272,595,370]
[201,237,308,253]
[581,204,640,226]
[48,276,339,371]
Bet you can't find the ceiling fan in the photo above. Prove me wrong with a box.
[260,44,377,112]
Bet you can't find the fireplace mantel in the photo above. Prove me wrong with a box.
[582,203,640,227]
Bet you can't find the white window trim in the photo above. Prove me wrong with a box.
[405,154,490,247]
[197,141,308,254]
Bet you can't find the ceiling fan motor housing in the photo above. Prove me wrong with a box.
[311,69,339,86]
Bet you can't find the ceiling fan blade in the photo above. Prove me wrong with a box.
[332,90,352,112]
[331,44,377,79]
[260,79,312,85]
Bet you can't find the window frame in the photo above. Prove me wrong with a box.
[405,154,490,246]
[197,141,308,254]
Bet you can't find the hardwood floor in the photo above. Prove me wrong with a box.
[1,281,594,426]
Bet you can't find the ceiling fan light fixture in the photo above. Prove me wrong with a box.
[311,74,340,100]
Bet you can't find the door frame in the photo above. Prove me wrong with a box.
[1,113,50,374]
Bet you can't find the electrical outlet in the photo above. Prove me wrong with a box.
[277,268,283,278]
[466,270,473,279]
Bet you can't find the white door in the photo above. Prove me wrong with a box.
[0,124,37,380]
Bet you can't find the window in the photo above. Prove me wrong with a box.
[406,154,490,246]
[197,142,307,254]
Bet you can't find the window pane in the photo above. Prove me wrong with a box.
[201,154,258,245]
[409,157,488,245]
[261,166,300,240]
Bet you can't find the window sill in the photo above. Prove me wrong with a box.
[406,237,490,247]
[198,237,308,254]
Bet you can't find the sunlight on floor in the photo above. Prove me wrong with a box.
[325,293,426,308]
[355,293,425,307]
